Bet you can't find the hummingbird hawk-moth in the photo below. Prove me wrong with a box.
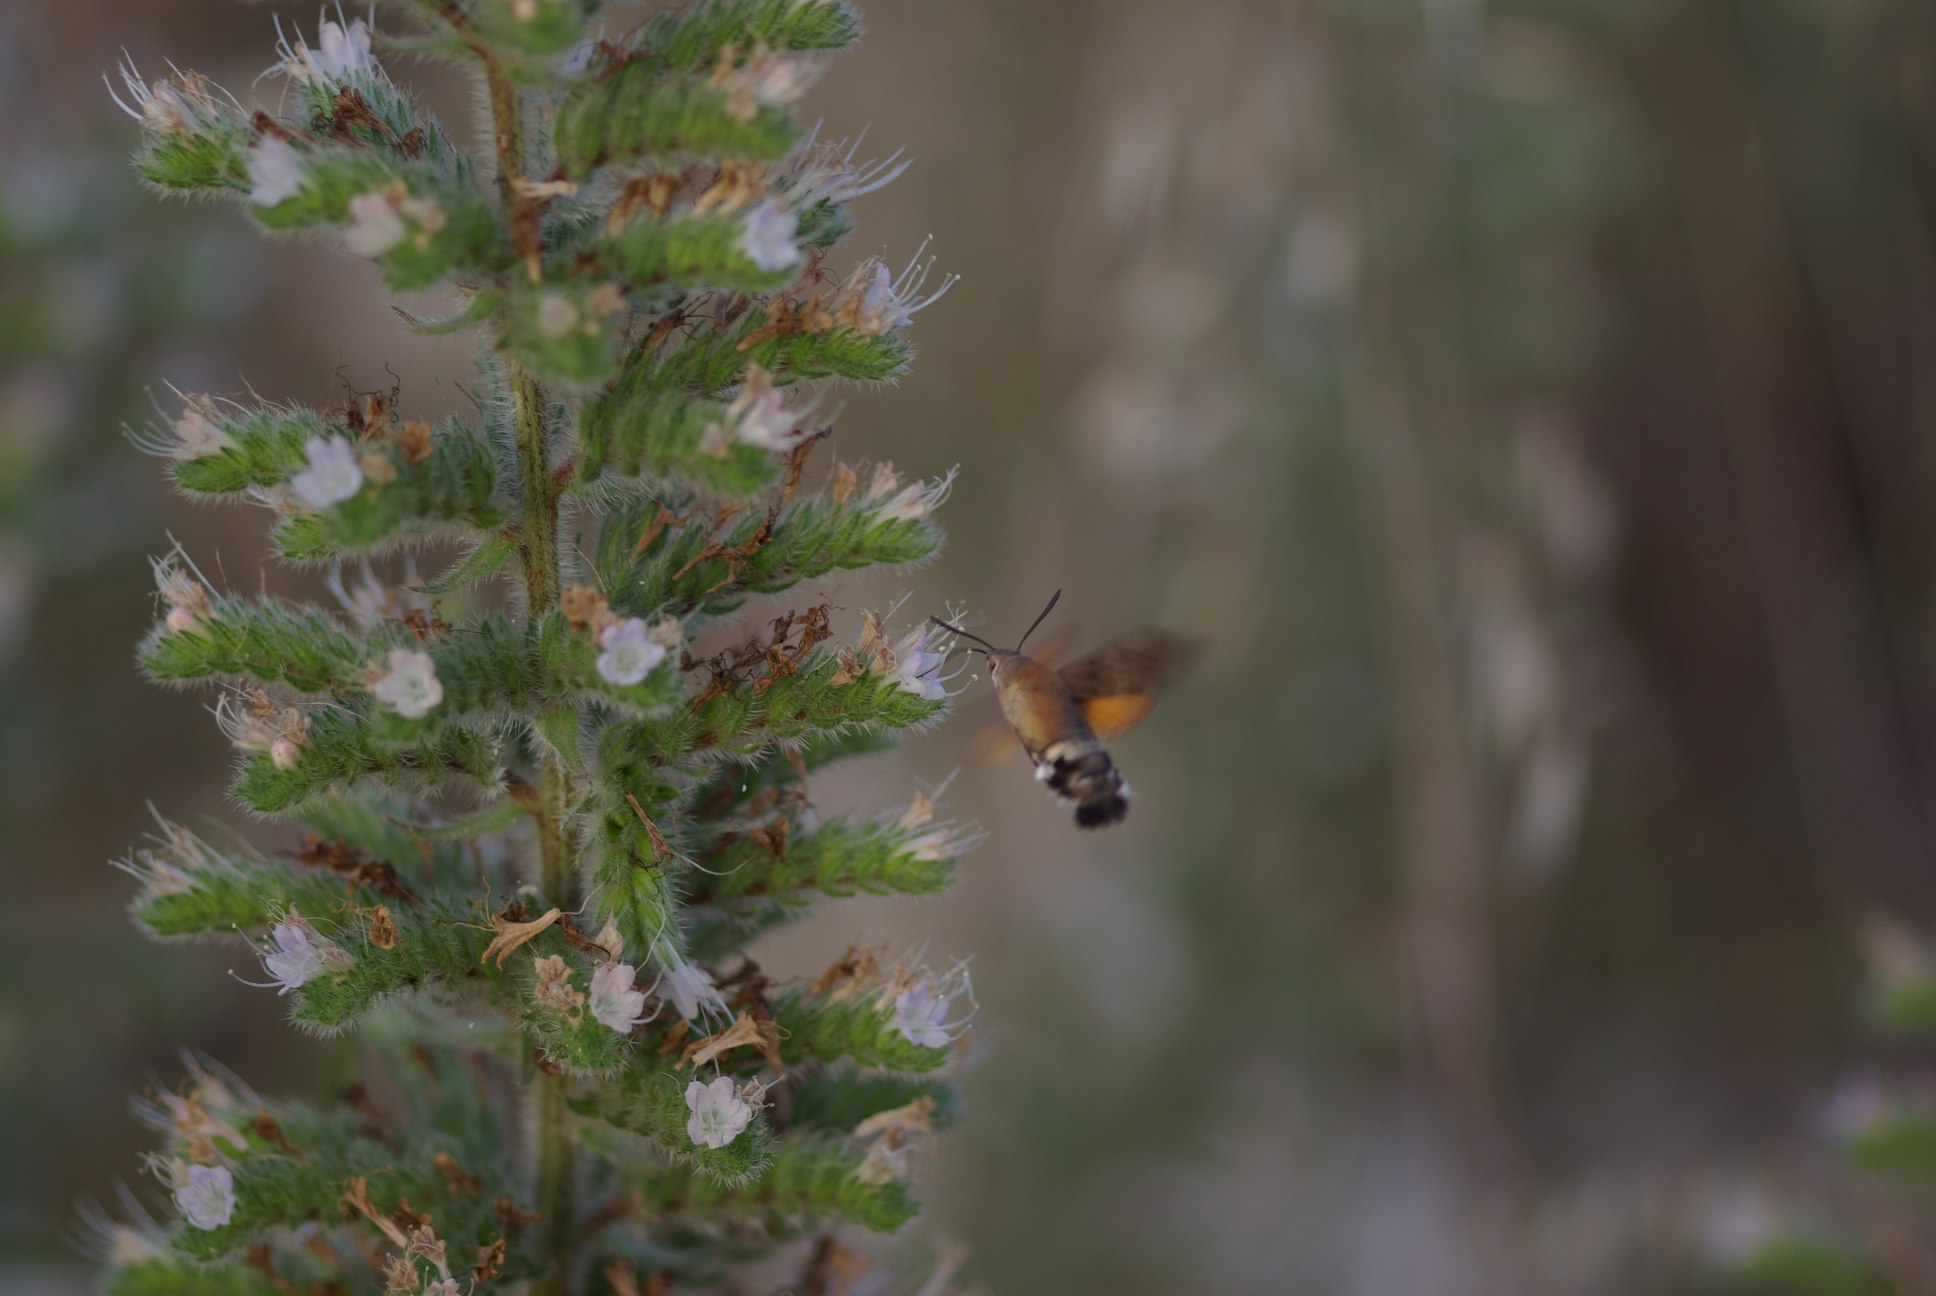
[932,592,1199,829]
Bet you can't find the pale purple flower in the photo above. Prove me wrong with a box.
[343,190,407,257]
[893,967,973,1049]
[837,241,956,335]
[289,435,362,508]
[373,648,442,719]
[739,199,802,273]
[558,39,598,78]
[589,962,648,1034]
[660,955,728,1023]
[257,916,351,994]
[786,130,912,206]
[174,1163,235,1231]
[891,625,962,701]
[597,618,667,687]
[246,137,306,208]
[685,1075,753,1149]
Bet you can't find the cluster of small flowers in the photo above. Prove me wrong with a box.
[523,940,752,1147]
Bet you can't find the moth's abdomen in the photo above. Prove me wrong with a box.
[1037,737,1129,829]
[996,653,1129,828]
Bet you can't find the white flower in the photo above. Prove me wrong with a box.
[246,137,306,208]
[173,1163,236,1231]
[277,18,378,87]
[836,242,956,335]
[108,60,239,136]
[893,969,972,1049]
[536,291,581,340]
[597,618,668,687]
[343,190,407,257]
[875,465,957,523]
[855,1135,913,1185]
[907,821,984,863]
[169,394,233,461]
[713,45,820,123]
[341,185,445,259]
[373,648,442,719]
[212,690,310,756]
[289,435,363,508]
[739,199,802,273]
[740,47,819,107]
[588,962,649,1034]
[660,955,728,1022]
[151,551,214,633]
[722,364,818,450]
[256,915,350,994]
[685,1075,753,1149]
[423,1282,461,1296]
[326,561,393,627]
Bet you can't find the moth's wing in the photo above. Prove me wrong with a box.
[1058,629,1202,739]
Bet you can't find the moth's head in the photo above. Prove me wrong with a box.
[985,648,1021,682]
[929,589,1062,685]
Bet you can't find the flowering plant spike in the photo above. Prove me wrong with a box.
[98,4,978,1291]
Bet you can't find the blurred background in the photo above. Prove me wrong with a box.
[8,0,1936,1291]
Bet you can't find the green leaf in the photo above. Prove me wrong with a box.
[418,533,517,595]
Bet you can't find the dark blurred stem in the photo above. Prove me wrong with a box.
[487,55,576,1294]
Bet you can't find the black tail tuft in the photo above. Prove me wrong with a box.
[1074,794,1129,829]
[1037,743,1130,829]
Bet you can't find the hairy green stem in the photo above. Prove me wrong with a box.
[488,54,576,1295]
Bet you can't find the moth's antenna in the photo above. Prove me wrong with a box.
[930,616,995,656]
[1015,589,1061,654]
